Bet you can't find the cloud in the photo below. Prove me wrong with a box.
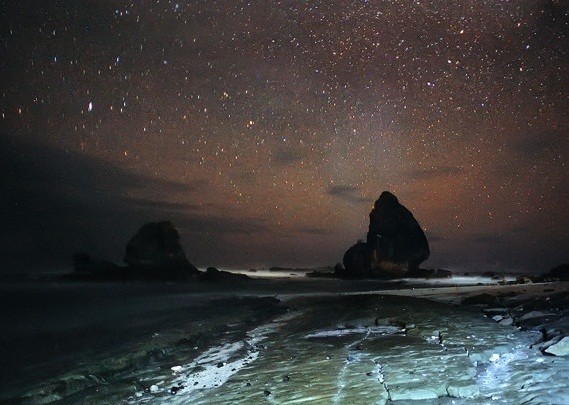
[0,137,267,270]
[178,216,269,235]
[326,185,370,203]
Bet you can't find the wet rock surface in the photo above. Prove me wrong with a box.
[6,281,568,404]
[467,291,569,358]
[54,293,567,404]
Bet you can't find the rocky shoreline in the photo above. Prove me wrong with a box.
[471,291,569,357]
[4,280,566,404]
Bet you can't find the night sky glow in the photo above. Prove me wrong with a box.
[1,1,567,272]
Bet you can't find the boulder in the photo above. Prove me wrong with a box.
[342,241,370,278]
[367,191,430,276]
[544,336,569,356]
[71,252,119,278]
[125,221,189,267]
[547,264,569,280]
[123,221,199,280]
[200,267,250,282]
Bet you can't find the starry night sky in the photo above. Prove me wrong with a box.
[1,1,567,273]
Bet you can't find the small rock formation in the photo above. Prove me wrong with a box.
[65,221,250,282]
[72,252,119,277]
[546,264,569,280]
[341,242,369,278]
[341,191,430,278]
[543,336,569,356]
[201,267,250,282]
[124,221,189,266]
[123,221,199,280]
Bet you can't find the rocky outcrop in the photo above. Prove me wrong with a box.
[124,221,189,267]
[122,221,199,280]
[65,222,200,281]
[72,252,119,277]
[341,191,430,278]
[544,336,569,356]
[64,222,257,282]
[367,191,430,276]
[546,264,569,280]
[201,267,250,282]
[465,291,569,357]
[341,242,369,278]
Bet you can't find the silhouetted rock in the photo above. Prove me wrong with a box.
[367,191,429,276]
[342,241,370,278]
[200,267,250,282]
[340,191,430,279]
[547,264,569,280]
[121,221,199,280]
[125,221,189,266]
[71,252,120,278]
[334,263,344,274]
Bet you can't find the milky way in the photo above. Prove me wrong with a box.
[1,1,567,272]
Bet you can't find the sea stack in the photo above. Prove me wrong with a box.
[125,221,189,266]
[342,191,430,278]
[124,221,199,279]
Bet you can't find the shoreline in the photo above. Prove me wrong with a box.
[1,277,567,403]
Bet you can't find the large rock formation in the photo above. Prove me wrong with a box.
[367,191,430,276]
[64,221,253,282]
[341,191,430,278]
[123,221,199,279]
[125,221,190,266]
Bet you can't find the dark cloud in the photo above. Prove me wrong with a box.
[326,185,370,204]
[0,136,265,270]
[178,216,269,235]
[127,198,206,213]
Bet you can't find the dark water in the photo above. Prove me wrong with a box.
[0,281,284,402]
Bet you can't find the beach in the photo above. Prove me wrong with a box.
[1,275,567,403]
